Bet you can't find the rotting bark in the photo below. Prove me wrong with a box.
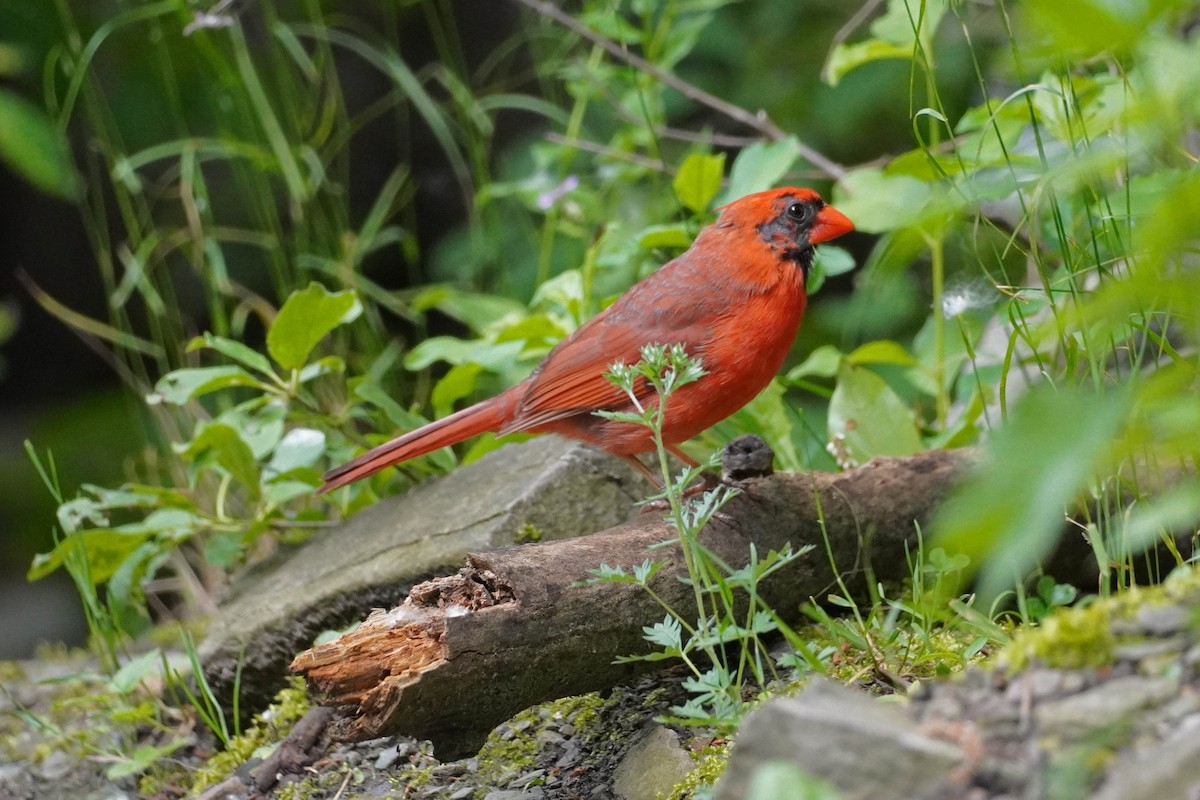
[291,448,971,758]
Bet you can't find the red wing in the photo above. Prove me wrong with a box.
[501,295,718,434]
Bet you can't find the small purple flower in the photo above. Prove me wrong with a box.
[536,175,579,211]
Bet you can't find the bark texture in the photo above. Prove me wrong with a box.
[291,449,971,758]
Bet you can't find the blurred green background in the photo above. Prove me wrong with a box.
[2,0,1197,659]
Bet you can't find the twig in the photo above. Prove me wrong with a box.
[830,0,887,52]
[512,0,846,179]
[544,132,670,173]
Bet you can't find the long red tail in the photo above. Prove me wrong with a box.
[318,394,511,494]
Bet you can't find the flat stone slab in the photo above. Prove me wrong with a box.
[201,436,641,705]
[715,679,962,800]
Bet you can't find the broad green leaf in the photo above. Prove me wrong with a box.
[828,363,922,463]
[0,89,79,199]
[673,152,726,214]
[298,355,346,384]
[266,428,326,477]
[872,0,947,45]
[110,649,164,693]
[848,340,917,367]
[824,39,912,86]
[807,245,856,294]
[932,385,1129,602]
[637,223,694,250]
[786,345,844,381]
[267,283,361,370]
[353,379,429,429]
[204,532,244,569]
[28,529,150,582]
[149,366,264,405]
[431,362,484,417]
[716,137,802,206]
[404,337,524,372]
[832,169,932,233]
[264,479,318,506]
[1024,0,1185,58]
[188,333,275,377]
[411,285,525,334]
[217,400,286,459]
[746,762,841,800]
[184,423,261,497]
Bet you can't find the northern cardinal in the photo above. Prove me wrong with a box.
[319,187,853,493]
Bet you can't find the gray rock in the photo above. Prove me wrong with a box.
[37,749,73,781]
[715,679,962,800]
[1133,604,1189,636]
[1037,675,1179,738]
[1092,713,1200,800]
[201,437,641,704]
[612,726,695,800]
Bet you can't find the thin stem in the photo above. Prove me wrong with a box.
[511,0,845,178]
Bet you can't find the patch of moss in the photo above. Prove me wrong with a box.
[0,660,26,683]
[177,677,312,797]
[275,762,365,800]
[476,693,604,783]
[666,741,732,800]
[514,523,545,544]
[1000,564,1200,672]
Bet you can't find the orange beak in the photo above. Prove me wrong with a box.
[810,204,854,244]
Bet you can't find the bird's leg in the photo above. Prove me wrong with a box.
[628,447,718,515]
[621,454,665,491]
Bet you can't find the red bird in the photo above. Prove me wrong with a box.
[319,187,853,493]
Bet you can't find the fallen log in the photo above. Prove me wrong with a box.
[291,448,970,758]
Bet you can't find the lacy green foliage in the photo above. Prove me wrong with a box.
[583,344,815,730]
[819,0,1200,598]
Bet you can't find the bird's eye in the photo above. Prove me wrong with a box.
[786,201,815,224]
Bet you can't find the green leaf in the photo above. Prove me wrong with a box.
[267,283,362,370]
[217,400,287,459]
[187,333,276,377]
[932,385,1129,602]
[807,245,856,294]
[266,428,326,478]
[431,362,484,417]
[828,363,923,463]
[204,532,245,570]
[353,379,429,429]
[717,137,802,206]
[105,740,188,780]
[149,366,264,405]
[786,345,844,381]
[832,169,932,233]
[673,151,726,214]
[0,89,79,199]
[110,649,164,693]
[823,39,912,86]
[404,337,524,371]
[848,340,917,367]
[411,285,525,334]
[637,223,694,250]
[28,530,150,583]
[746,762,841,800]
[184,423,261,497]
